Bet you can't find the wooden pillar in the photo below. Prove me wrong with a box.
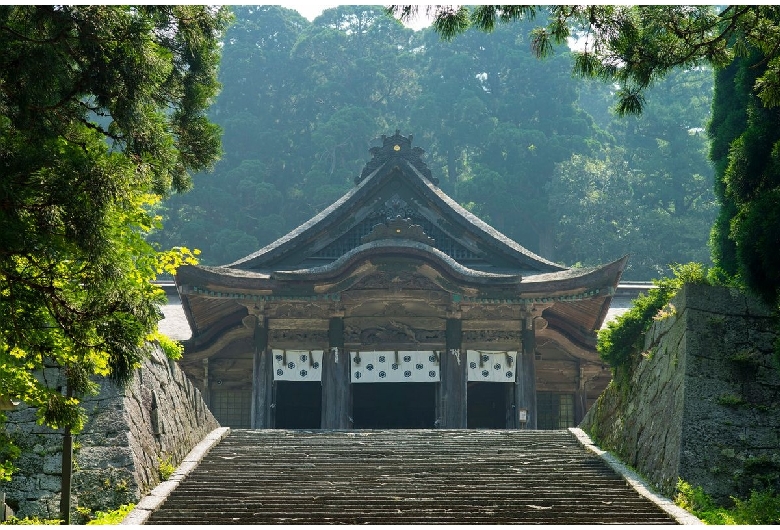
[505,383,517,429]
[574,359,587,425]
[438,318,467,428]
[251,316,273,428]
[321,316,351,429]
[515,316,537,429]
[202,358,210,410]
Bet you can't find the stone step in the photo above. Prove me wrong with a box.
[145,429,678,525]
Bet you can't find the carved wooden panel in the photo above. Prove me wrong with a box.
[268,318,330,330]
[462,330,522,344]
[344,317,445,345]
[268,329,328,347]
[343,293,450,319]
[267,302,331,319]
[461,320,520,331]
[347,316,444,329]
[361,217,435,246]
[350,271,443,291]
[461,305,521,321]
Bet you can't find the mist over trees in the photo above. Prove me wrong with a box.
[151,5,717,280]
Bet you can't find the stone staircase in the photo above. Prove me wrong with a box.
[145,429,678,524]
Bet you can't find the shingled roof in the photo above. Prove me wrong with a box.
[175,131,627,350]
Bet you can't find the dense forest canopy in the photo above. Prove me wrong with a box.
[150,5,717,281]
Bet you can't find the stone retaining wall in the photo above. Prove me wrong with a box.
[581,284,780,502]
[1,343,219,522]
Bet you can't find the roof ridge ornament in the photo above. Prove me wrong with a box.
[356,130,438,185]
[361,216,436,246]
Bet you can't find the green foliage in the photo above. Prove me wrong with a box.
[675,479,780,525]
[708,58,749,280]
[0,6,228,436]
[743,456,780,493]
[728,349,761,369]
[549,83,717,280]
[1,516,62,525]
[717,394,747,408]
[408,6,780,115]
[709,43,780,307]
[675,480,730,524]
[149,331,184,361]
[158,455,176,481]
[0,413,19,482]
[430,6,471,39]
[103,476,129,493]
[76,505,93,520]
[86,504,135,525]
[574,64,717,274]
[707,45,780,308]
[597,263,708,371]
[731,491,780,525]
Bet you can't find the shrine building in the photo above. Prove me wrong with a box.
[174,132,626,430]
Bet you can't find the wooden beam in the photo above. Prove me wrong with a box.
[251,317,273,428]
[202,358,210,410]
[439,318,467,428]
[515,317,537,429]
[321,317,352,429]
[574,359,586,425]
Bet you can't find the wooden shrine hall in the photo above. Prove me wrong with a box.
[175,131,626,430]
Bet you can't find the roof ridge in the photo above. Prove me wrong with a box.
[356,129,437,185]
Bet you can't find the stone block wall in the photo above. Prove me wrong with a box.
[1,343,219,521]
[581,284,780,502]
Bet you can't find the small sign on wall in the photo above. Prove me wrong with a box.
[272,349,323,381]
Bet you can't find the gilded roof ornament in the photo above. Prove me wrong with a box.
[356,130,437,185]
[361,217,436,246]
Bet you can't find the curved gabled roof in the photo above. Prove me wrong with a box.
[227,131,564,273]
[179,242,626,301]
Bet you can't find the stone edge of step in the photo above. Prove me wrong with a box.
[120,427,232,526]
[568,427,703,526]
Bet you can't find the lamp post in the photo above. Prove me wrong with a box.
[59,384,74,525]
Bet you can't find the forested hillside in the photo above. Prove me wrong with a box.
[150,5,716,280]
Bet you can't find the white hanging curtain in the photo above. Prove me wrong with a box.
[351,351,441,383]
[467,350,517,382]
[272,349,324,381]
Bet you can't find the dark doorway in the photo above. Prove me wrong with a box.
[352,383,436,429]
[274,381,322,429]
[467,382,508,428]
